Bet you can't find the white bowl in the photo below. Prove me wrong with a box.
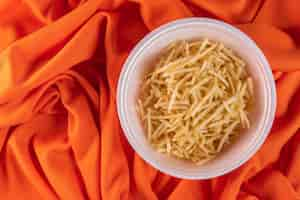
[117,18,276,179]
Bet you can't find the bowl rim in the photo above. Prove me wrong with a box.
[117,17,277,179]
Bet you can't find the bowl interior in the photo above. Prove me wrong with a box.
[118,19,274,179]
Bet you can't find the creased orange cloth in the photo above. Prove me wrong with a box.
[0,0,300,199]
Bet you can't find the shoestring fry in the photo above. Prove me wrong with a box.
[137,39,254,164]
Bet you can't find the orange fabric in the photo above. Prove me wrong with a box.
[0,0,300,199]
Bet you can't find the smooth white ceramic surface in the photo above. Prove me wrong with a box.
[117,18,276,179]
